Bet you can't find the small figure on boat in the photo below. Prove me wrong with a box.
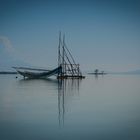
[94,69,99,75]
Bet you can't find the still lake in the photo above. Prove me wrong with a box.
[0,74,140,140]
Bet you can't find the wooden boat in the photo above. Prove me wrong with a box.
[13,66,62,79]
[13,33,85,79]
[88,72,107,75]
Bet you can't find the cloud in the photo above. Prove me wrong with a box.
[0,36,13,50]
[0,35,30,67]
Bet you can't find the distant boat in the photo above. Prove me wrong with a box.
[88,69,107,75]
[13,33,85,79]
[88,72,107,75]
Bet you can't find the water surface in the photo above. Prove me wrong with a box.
[0,74,140,140]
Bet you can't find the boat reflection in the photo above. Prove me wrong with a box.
[17,77,82,127]
[58,79,81,127]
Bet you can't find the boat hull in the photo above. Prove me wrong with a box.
[15,66,62,79]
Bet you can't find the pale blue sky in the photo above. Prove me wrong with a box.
[0,0,140,71]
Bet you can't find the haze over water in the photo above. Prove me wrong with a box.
[0,74,140,140]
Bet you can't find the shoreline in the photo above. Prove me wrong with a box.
[0,72,17,74]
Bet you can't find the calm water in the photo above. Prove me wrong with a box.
[0,74,140,140]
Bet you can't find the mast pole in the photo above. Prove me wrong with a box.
[58,31,62,77]
[62,34,65,76]
[58,31,61,67]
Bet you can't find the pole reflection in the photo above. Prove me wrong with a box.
[58,79,81,127]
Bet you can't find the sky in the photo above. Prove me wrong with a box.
[0,0,140,72]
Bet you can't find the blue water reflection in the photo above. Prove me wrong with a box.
[0,75,140,140]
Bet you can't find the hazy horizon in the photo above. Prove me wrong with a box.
[0,0,140,72]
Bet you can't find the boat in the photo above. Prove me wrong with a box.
[13,66,62,79]
[88,72,107,75]
[88,69,107,75]
[13,33,85,79]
